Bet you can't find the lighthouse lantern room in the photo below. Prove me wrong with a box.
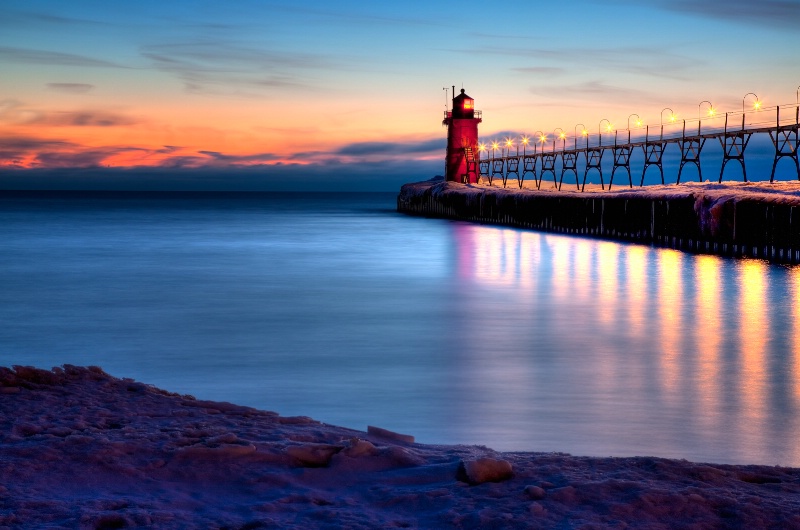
[442,87,482,183]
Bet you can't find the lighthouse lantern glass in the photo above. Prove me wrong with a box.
[463,99,473,110]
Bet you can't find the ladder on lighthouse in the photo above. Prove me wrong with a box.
[463,145,478,183]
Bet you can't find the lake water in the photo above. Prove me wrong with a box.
[2,191,799,466]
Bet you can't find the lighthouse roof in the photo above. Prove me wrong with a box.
[451,88,475,119]
[453,88,473,103]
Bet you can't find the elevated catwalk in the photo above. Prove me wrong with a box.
[474,104,799,191]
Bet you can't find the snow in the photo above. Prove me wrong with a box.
[2,365,800,529]
[400,179,800,207]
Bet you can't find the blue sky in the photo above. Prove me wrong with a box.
[0,0,798,190]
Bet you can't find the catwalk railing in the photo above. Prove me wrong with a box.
[473,104,800,191]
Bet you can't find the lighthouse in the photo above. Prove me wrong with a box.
[442,87,482,183]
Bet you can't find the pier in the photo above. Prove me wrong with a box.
[397,179,800,264]
[471,103,799,190]
[414,88,800,263]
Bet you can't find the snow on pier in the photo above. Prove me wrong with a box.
[397,179,800,263]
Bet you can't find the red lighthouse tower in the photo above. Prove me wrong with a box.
[443,87,482,183]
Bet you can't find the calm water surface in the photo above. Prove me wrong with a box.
[2,191,799,466]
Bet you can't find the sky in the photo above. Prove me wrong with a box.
[0,0,799,191]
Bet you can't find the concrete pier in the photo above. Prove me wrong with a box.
[397,179,800,263]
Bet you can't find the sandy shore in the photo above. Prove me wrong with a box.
[2,365,799,529]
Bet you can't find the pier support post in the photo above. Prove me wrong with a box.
[769,105,800,182]
[641,125,666,186]
[609,130,633,190]
[479,157,490,184]
[490,156,504,186]
[718,113,752,183]
[677,120,706,184]
[521,155,536,189]
[559,151,580,191]
[582,143,605,191]
[505,156,519,188]
[541,153,558,189]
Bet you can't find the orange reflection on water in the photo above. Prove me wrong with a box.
[792,267,800,405]
[461,225,542,290]
[625,246,648,338]
[596,242,619,326]
[572,239,592,303]
[695,255,722,430]
[517,231,539,291]
[471,225,510,286]
[787,265,800,465]
[739,260,768,430]
[548,236,571,301]
[657,250,682,393]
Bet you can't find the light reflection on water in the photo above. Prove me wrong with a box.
[2,193,799,466]
[449,222,799,465]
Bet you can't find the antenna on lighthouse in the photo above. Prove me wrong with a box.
[442,87,449,111]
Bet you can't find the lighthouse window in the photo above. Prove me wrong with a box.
[463,100,473,110]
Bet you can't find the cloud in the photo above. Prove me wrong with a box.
[0,132,447,174]
[528,80,657,105]
[32,147,145,168]
[21,110,136,127]
[198,150,281,165]
[0,7,105,29]
[650,0,800,29]
[0,46,126,68]
[1,101,136,127]
[0,137,75,152]
[335,139,445,157]
[156,155,211,169]
[1,99,136,127]
[0,136,75,166]
[46,83,94,94]
[0,135,149,168]
[512,67,565,76]
[458,45,698,81]
[141,40,338,94]
[155,145,182,154]
[272,5,445,29]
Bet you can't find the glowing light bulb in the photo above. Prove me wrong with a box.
[522,136,529,145]
[708,108,716,116]
[754,101,762,110]
[539,135,547,143]
[559,132,566,140]
[581,130,588,136]
[478,143,486,151]
[670,114,677,122]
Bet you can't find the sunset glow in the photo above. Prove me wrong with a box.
[0,1,798,190]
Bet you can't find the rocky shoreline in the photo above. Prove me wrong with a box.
[2,365,799,528]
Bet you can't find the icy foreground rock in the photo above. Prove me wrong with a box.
[2,365,800,529]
